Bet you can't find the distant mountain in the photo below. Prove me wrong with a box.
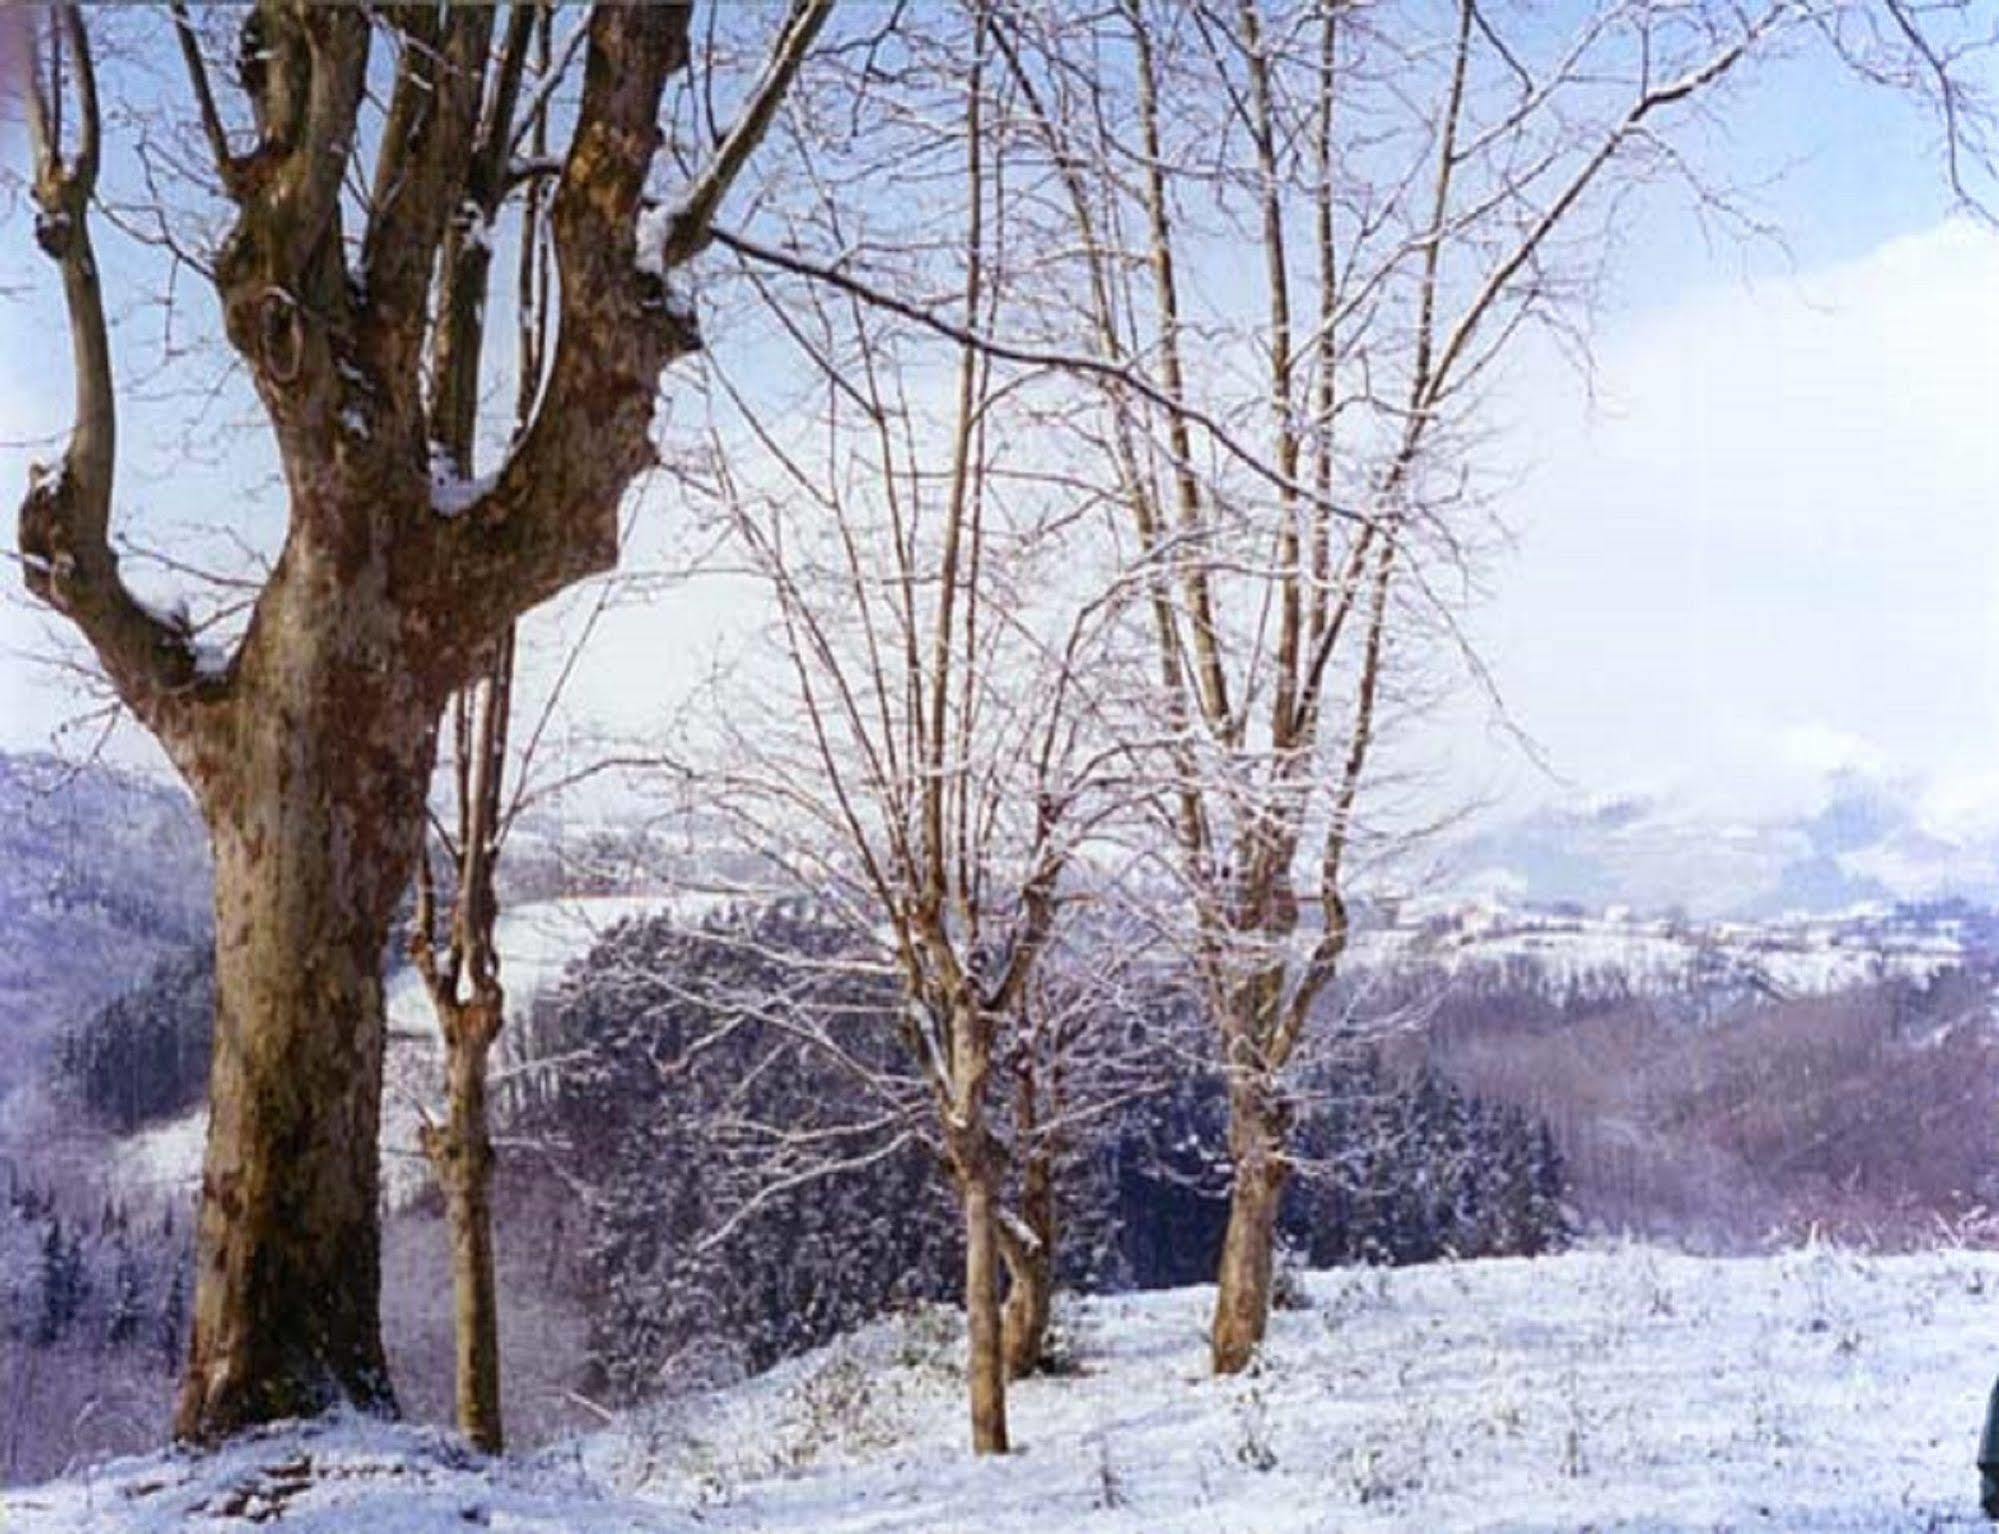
[0,752,209,1100]
[1450,773,1999,919]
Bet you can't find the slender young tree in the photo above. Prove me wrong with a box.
[11,0,831,1442]
[680,27,1132,1446]
[991,932,1164,1378]
[401,6,555,1455]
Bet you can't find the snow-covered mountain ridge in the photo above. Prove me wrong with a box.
[1453,772,1999,921]
[0,752,207,1104]
[9,1244,1995,1531]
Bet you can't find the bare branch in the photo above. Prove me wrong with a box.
[14,6,224,759]
[169,1,237,190]
[709,225,1374,533]
[650,0,838,270]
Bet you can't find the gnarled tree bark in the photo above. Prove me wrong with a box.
[184,572,439,1432]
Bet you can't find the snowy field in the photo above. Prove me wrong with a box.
[9,1243,1999,1531]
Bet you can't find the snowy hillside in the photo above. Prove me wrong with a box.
[1452,778,1999,920]
[108,889,1991,1207]
[1358,899,1977,1002]
[0,752,207,1101]
[10,1244,1998,1531]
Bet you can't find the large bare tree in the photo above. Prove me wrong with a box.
[12,0,829,1443]
[982,0,1991,1374]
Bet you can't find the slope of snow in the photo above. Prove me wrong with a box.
[0,1417,683,1532]
[383,893,712,1054]
[106,1104,209,1194]
[108,892,1983,1205]
[12,1244,1999,1531]
[385,893,719,1047]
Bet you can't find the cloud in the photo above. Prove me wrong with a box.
[1468,218,1999,835]
[1779,724,1891,783]
[0,356,94,756]
[4,190,1996,890]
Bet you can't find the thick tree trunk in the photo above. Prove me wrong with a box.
[1211,1081,1289,1376]
[432,1027,502,1453]
[1000,1146,1055,1380]
[962,1162,1010,1454]
[174,579,436,1444]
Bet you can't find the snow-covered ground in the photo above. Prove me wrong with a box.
[105,1103,209,1195]
[11,1244,1999,1531]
